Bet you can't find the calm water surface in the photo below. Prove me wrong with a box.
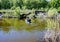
[0,18,59,42]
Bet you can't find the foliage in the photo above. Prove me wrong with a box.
[0,0,60,19]
[14,7,20,17]
[0,0,60,10]
[47,8,58,17]
[1,0,13,9]
[49,0,60,8]
[15,0,23,9]
[58,7,60,11]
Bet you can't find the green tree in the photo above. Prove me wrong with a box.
[49,0,60,8]
[0,2,1,9]
[39,0,48,8]
[15,0,23,9]
[1,0,12,9]
[25,0,48,9]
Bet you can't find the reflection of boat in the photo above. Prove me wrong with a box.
[25,17,31,24]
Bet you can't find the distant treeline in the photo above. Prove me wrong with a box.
[0,0,60,10]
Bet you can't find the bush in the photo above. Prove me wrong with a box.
[47,8,58,17]
[58,7,60,11]
[14,7,20,17]
[15,7,20,14]
[11,6,16,10]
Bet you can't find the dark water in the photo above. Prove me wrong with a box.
[0,18,59,42]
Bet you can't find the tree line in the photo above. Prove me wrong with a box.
[0,0,60,10]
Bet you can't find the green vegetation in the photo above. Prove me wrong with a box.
[0,0,60,11]
[0,0,60,31]
[0,0,60,18]
[47,8,58,17]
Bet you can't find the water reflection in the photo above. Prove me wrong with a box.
[0,18,47,31]
[0,18,59,42]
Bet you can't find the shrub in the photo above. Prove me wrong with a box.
[58,7,60,12]
[14,7,20,17]
[47,8,58,17]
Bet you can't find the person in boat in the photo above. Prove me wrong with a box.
[25,17,31,24]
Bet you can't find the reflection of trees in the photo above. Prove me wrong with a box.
[0,18,59,32]
[0,18,11,27]
[24,18,47,31]
[0,27,10,33]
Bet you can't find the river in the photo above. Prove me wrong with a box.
[0,18,60,42]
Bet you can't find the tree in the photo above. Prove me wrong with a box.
[49,0,60,8]
[39,0,48,8]
[25,0,48,9]
[15,0,23,9]
[1,0,12,9]
[0,2,1,9]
